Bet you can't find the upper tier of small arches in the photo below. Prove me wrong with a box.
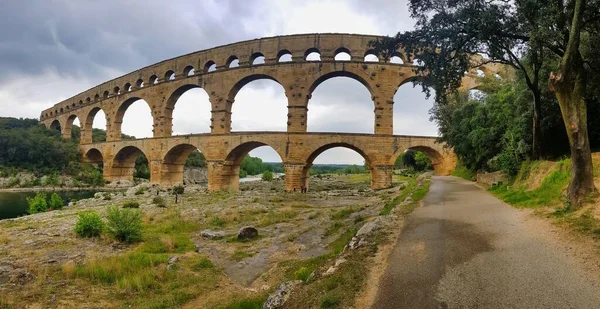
[41,33,411,120]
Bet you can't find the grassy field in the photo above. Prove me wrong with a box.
[0,173,431,309]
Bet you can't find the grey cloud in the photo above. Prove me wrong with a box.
[0,0,266,83]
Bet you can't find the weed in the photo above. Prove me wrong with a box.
[258,210,298,226]
[105,205,142,243]
[325,222,344,236]
[320,295,340,308]
[328,228,358,255]
[134,187,147,195]
[210,216,226,227]
[74,211,104,238]
[192,257,214,270]
[294,266,312,282]
[329,206,362,220]
[123,201,140,208]
[230,250,255,261]
[220,296,267,309]
[152,196,167,208]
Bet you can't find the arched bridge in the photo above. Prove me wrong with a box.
[40,33,499,191]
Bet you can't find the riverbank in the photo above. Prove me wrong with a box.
[0,186,125,193]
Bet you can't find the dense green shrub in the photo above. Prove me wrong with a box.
[45,173,61,187]
[26,192,48,214]
[105,205,142,243]
[122,201,140,208]
[134,187,146,195]
[262,170,273,181]
[48,193,65,210]
[74,211,104,238]
[152,196,167,208]
[172,185,184,195]
[7,176,20,188]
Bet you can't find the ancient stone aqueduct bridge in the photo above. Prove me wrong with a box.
[40,33,501,191]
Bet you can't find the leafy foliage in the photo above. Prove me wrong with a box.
[122,201,140,209]
[152,196,167,207]
[394,150,433,171]
[26,192,48,214]
[184,150,206,168]
[261,170,273,181]
[105,205,143,243]
[48,193,65,210]
[239,156,284,177]
[74,211,105,238]
[0,118,79,173]
[172,185,185,195]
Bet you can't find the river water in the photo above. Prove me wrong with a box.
[0,190,97,220]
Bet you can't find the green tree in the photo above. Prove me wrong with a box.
[185,150,206,168]
[371,0,600,207]
[48,193,64,210]
[262,170,274,181]
[105,205,142,243]
[74,211,105,238]
[26,193,48,214]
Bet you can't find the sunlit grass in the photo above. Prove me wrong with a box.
[489,159,571,208]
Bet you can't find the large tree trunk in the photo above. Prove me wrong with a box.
[549,0,595,208]
[551,67,595,207]
[549,0,596,207]
[532,90,542,160]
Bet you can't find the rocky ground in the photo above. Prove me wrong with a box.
[0,173,426,308]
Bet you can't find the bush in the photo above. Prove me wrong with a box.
[134,187,146,195]
[7,176,20,188]
[262,170,274,182]
[172,185,185,195]
[122,201,140,208]
[152,196,167,208]
[45,173,61,187]
[26,192,48,214]
[105,205,142,243]
[48,192,64,210]
[74,211,105,238]
[294,266,312,282]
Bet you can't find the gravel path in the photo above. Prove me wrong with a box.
[371,176,600,309]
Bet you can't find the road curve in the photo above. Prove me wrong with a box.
[371,176,600,309]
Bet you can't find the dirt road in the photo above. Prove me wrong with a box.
[371,176,600,309]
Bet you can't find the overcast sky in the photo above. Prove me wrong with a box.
[0,0,437,164]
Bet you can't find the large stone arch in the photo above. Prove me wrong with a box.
[64,114,80,140]
[82,107,107,144]
[306,70,378,133]
[209,140,285,191]
[107,145,150,183]
[160,143,204,185]
[83,148,104,165]
[296,142,375,190]
[114,97,154,140]
[389,143,455,176]
[227,74,287,132]
[162,84,212,136]
[49,119,62,132]
[307,70,375,98]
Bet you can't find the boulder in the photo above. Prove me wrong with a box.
[237,226,259,240]
[263,280,302,309]
[166,256,178,271]
[201,229,226,240]
[356,218,381,237]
